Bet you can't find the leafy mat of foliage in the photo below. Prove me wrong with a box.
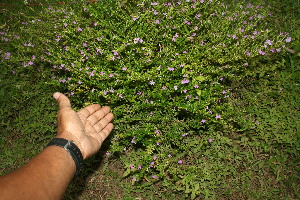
[0,0,299,199]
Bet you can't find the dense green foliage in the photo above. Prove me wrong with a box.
[1,0,299,199]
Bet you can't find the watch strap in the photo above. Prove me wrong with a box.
[45,138,83,178]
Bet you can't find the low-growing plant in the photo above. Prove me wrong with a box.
[1,0,298,198]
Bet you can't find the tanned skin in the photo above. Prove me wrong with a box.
[0,92,114,200]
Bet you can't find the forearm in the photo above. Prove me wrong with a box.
[0,145,76,200]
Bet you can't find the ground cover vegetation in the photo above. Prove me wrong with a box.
[0,0,299,199]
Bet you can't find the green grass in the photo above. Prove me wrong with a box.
[0,0,299,199]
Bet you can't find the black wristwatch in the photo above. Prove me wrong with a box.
[45,138,83,178]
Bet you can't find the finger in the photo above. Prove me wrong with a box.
[53,92,72,110]
[93,112,114,133]
[94,123,114,143]
[87,106,111,126]
[77,104,101,119]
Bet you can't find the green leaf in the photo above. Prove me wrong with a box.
[123,168,131,177]
[195,76,206,82]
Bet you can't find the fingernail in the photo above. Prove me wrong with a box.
[53,92,61,100]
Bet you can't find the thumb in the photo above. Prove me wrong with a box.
[53,92,71,110]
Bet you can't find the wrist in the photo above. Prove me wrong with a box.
[55,131,85,159]
[45,138,83,178]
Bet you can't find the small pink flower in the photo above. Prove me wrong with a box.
[258,49,266,55]
[285,37,292,43]
[132,176,137,181]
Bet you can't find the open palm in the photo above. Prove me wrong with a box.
[54,92,114,159]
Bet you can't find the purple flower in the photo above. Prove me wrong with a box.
[182,133,188,137]
[119,94,124,98]
[184,19,191,25]
[138,165,142,169]
[285,37,292,43]
[174,86,178,90]
[122,67,127,71]
[258,49,266,55]
[216,114,221,119]
[130,164,135,169]
[132,176,137,181]
[265,39,273,45]
[154,20,160,24]
[178,160,183,164]
[201,119,206,123]
[152,175,158,179]
[149,162,155,167]
[131,136,136,143]
[134,37,143,44]
[149,80,155,85]
[153,155,157,160]
[168,154,172,158]
[152,10,159,15]
[208,138,213,142]
[77,27,82,32]
[181,79,190,84]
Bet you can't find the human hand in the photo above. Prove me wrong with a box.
[53,92,114,159]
